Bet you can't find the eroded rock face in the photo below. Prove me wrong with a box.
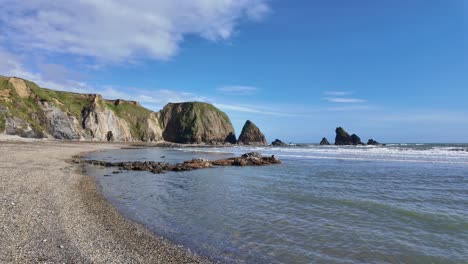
[39,101,82,140]
[8,78,31,98]
[237,120,267,146]
[320,137,330,145]
[159,102,236,144]
[272,139,287,146]
[82,96,133,141]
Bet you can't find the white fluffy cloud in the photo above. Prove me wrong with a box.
[0,0,269,61]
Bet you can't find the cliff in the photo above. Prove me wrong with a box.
[237,120,268,146]
[159,102,236,144]
[0,76,164,142]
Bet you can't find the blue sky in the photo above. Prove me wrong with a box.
[0,0,467,143]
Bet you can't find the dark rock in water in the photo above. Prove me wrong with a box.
[367,139,380,145]
[225,132,237,144]
[335,127,353,145]
[83,152,281,174]
[320,137,330,145]
[335,127,364,145]
[271,139,288,147]
[350,134,363,145]
[237,120,268,146]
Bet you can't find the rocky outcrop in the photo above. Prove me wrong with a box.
[320,137,330,145]
[81,96,133,141]
[237,120,267,146]
[39,101,82,140]
[2,76,279,145]
[159,102,236,144]
[0,77,164,142]
[335,127,364,145]
[367,139,381,145]
[82,152,281,174]
[335,127,353,145]
[350,134,363,145]
[271,139,287,147]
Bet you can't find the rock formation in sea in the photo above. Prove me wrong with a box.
[350,134,363,145]
[335,127,353,145]
[335,127,364,145]
[237,120,268,146]
[271,139,287,147]
[81,152,281,174]
[0,76,237,144]
[367,139,380,145]
[159,102,236,144]
[320,137,330,145]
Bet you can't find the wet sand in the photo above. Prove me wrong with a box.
[0,138,210,263]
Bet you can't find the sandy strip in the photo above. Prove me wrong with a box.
[0,139,210,263]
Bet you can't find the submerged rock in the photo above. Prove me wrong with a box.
[271,139,288,147]
[320,137,330,145]
[237,120,268,146]
[83,152,281,174]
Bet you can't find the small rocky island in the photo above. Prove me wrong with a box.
[81,152,281,174]
[320,127,383,146]
[237,120,268,146]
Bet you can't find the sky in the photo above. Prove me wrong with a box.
[0,0,467,143]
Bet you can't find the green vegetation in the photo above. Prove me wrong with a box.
[0,114,5,133]
[0,79,44,136]
[160,102,234,143]
[105,101,156,140]
[26,81,93,120]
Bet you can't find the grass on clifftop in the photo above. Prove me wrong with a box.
[0,78,46,135]
[106,101,158,140]
[26,81,93,120]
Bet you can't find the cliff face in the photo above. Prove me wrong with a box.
[159,102,236,144]
[0,76,163,142]
[237,120,268,146]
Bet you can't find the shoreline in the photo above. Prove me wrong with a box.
[0,138,210,263]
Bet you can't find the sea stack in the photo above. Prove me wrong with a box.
[159,102,236,144]
[350,134,363,145]
[335,127,364,145]
[237,120,268,146]
[367,139,380,145]
[320,137,330,145]
[335,127,353,145]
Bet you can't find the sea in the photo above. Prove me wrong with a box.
[84,144,468,263]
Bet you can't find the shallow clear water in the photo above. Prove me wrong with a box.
[85,144,468,263]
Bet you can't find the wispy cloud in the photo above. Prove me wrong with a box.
[214,103,300,117]
[324,91,351,96]
[0,0,270,62]
[323,97,367,103]
[217,85,258,95]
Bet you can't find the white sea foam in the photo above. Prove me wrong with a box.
[177,144,468,165]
